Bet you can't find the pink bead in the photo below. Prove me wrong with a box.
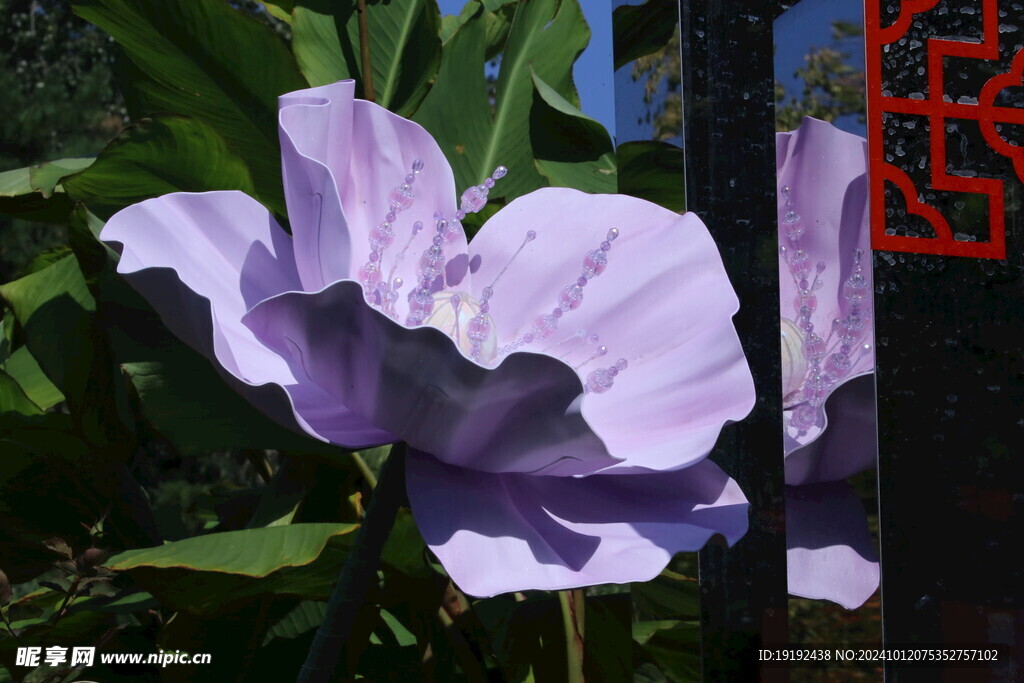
[359,262,381,287]
[793,292,817,314]
[371,222,394,249]
[558,284,584,311]
[583,249,607,278]
[803,334,826,362]
[828,352,851,378]
[532,314,558,338]
[467,315,491,342]
[461,186,487,213]
[789,249,811,279]
[586,368,614,394]
[843,274,869,304]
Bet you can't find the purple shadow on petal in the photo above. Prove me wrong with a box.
[786,480,880,610]
[785,375,877,486]
[469,254,482,274]
[445,253,470,287]
[243,280,621,476]
[407,449,748,596]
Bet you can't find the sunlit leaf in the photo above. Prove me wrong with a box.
[415,0,592,200]
[0,158,94,222]
[107,523,358,613]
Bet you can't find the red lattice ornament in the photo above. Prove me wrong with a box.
[866,0,1023,259]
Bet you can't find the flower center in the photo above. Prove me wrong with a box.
[423,291,498,364]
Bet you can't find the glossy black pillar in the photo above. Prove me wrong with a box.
[678,1,790,678]
[870,1,1024,679]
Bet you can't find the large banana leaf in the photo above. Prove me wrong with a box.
[72,0,308,215]
[107,523,358,613]
[63,115,255,220]
[291,0,441,117]
[414,0,592,200]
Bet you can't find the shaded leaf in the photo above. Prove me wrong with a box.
[291,0,441,117]
[72,0,309,214]
[631,570,699,620]
[530,70,616,193]
[63,115,256,220]
[107,523,358,613]
[263,599,327,645]
[617,141,686,212]
[122,350,335,456]
[612,0,678,71]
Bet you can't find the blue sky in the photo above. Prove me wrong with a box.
[436,0,867,141]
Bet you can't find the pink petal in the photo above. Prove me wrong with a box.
[786,481,880,610]
[102,191,393,448]
[279,81,461,305]
[243,280,621,475]
[407,449,749,596]
[465,188,755,472]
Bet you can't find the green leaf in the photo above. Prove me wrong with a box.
[106,523,358,613]
[71,0,309,215]
[0,158,94,222]
[263,599,327,645]
[0,370,42,422]
[3,347,65,409]
[634,619,701,682]
[0,256,95,411]
[62,115,255,220]
[292,7,352,88]
[122,349,335,456]
[612,0,679,71]
[631,570,700,621]
[0,255,135,453]
[415,0,592,200]
[380,508,430,578]
[530,70,616,193]
[291,0,441,117]
[616,141,686,212]
[440,0,515,60]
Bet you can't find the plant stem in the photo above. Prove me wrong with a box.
[356,0,375,102]
[559,589,586,683]
[297,442,407,683]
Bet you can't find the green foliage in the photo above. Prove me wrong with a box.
[775,20,867,131]
[63,115,255,219]
[71,0,308,215]
[414,0,592,200]
[291,0,441,116]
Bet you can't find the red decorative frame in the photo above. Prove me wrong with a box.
[865,0,1023,259]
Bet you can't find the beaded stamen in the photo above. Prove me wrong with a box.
[780,185,872,435]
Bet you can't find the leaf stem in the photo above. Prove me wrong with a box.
[297,442,407,683]
[356,0,375,102]
[559,589,586,683]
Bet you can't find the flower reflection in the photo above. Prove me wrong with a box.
[777,117,880,609]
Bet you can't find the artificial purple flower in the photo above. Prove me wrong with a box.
[776,117,879,610]
[102,81,755,597]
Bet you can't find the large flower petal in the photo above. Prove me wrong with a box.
[243,280,620,475]
[102,191,393,447]
[279,81,461,303]
[785,375,877,486]
[407,449,749,597]
[465,188,754,472]
[786,481,880,610]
